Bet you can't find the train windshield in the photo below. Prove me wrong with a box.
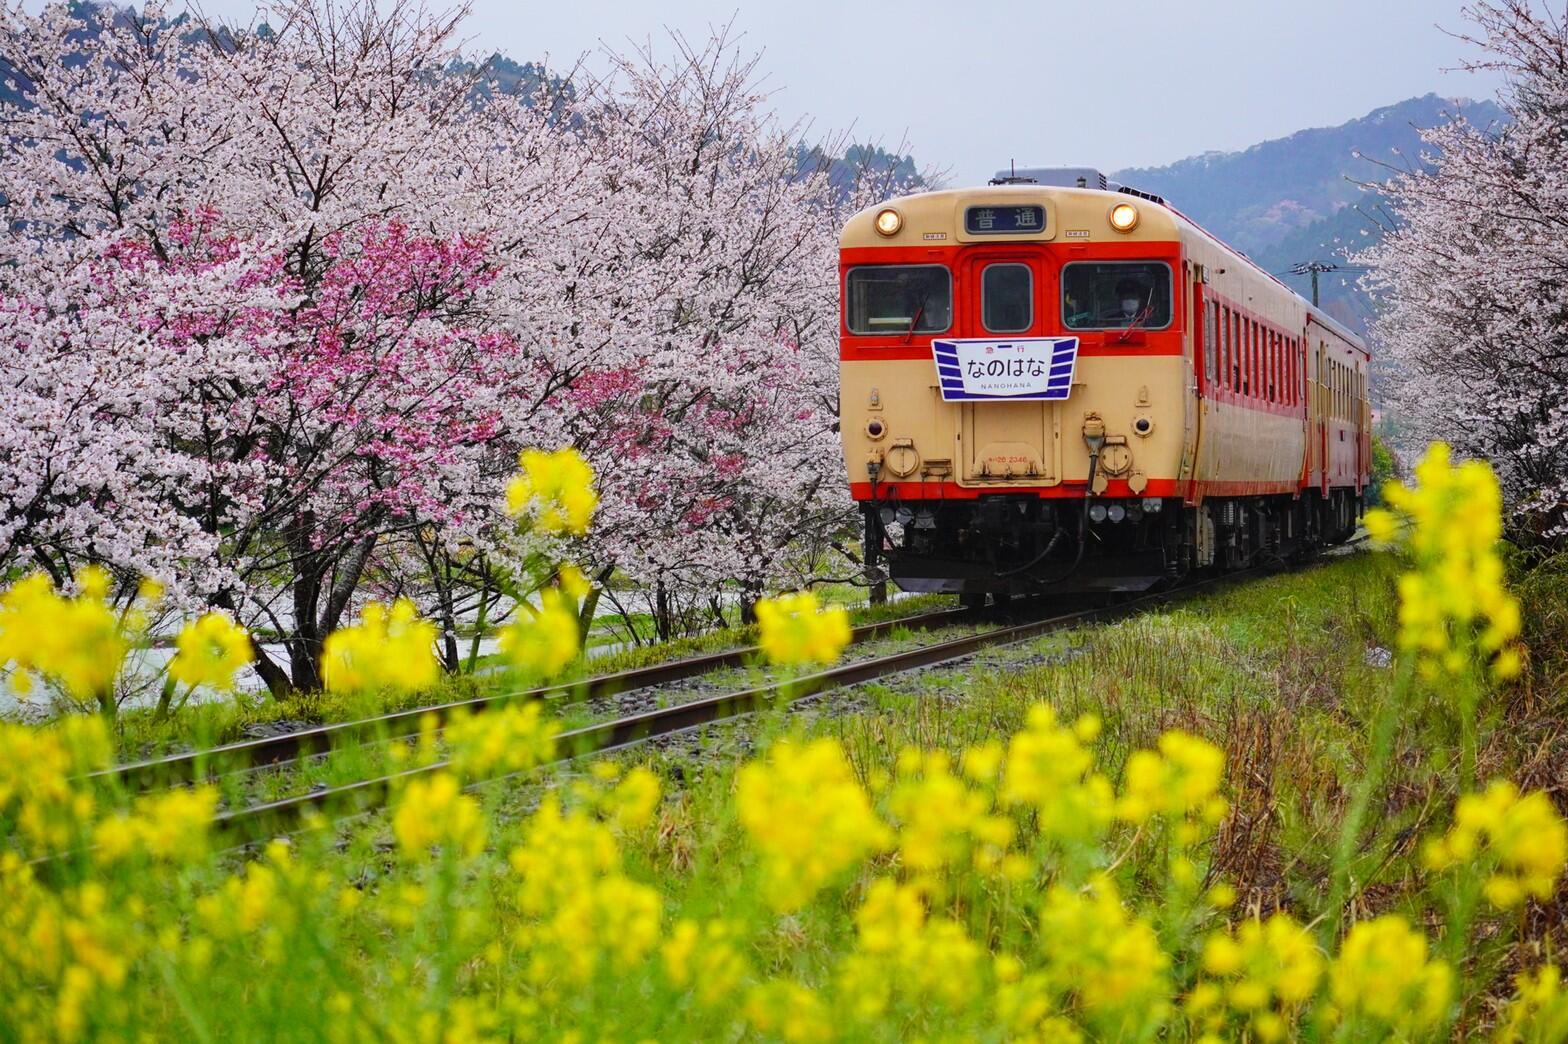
[1061,261,1173,331]
[846,265,952,336]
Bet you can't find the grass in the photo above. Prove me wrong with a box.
[7,551,1566,1040]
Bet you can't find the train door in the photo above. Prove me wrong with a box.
[1180,270,1205,497]
[958,254,1058,483]
[1310,337,1327,493]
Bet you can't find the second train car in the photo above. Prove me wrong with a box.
[840,168,1370,605]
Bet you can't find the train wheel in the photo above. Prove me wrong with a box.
[960,593,986,611]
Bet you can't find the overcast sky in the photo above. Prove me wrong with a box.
[182,0,1507,185]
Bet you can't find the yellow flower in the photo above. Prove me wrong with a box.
[322,598,439,694]
[1370,442,1524,680]
[505,447,598,535]
[736,738,890,910]
[663,919,752,1007]
[444,702,559,781]
[843,878,984,1013]
[754,590,852,668]
[0,717,111,856]
[1495,965,1568,1044]
[497,588,580,681]
[1116,730,1229,829]
[602,765,661,831]
[1192,913,1323,1038]
[743,980,834,1043]
[94,786,217,865]
[0,569,133,704]
[168,612,251,690]
[888,747,993,873]
[1422,781,1567,908]
[1329,915,1451,1031]
[1038,876,1170,1026]
[507,795,661,983]
[1000,704,1115,842]
[391,773,486,861]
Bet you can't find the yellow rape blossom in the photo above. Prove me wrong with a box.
[736,738,891,910]
[0,568,136,706]
[601,765,662,831]
[888,747,997,873]
[743,980,835,1043]
[1495,965,1568,1044]
[497,588,580,681]
[1329,915,1452,1032]
[1116,730,1229,829]
[1422,780,1567,909]
[168,612,251,690]
[94,786,217,865]
[0,717,112,855]
[840,877,985,1016]
[1038,876,1170,1027]
[1000,704,1115,843]
[322,598,440,694]
[391,773,486,861]
[444,702,559,781]
[1364,442,1524,680]
[507,795,661,983]
[505,447,598,535]
[662,919,752,1008]
[754,590,852,668]
[1191,913,1323,1039]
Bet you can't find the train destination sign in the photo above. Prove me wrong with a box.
[964,205,1046,235]
[932,337,1080,401]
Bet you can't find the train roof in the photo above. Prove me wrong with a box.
[843,183,1367,353]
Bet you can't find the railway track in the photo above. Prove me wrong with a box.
[98,602,983,793]
[58,537,1366,854]
[204,540,1368,844]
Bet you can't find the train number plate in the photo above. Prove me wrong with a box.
[932,337,1079,401]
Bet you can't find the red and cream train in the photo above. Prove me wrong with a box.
[839,168,1370,605]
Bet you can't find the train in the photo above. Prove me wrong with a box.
[839,167,1370,607]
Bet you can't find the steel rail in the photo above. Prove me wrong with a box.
[213,551,1342,843]
[98,604,980,792]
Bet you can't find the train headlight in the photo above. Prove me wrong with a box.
[1107,504,1127,523]
[879,507,897,527]
[1109,202,1140,233]
[1088,503,1108,523]
[874,208,903,236]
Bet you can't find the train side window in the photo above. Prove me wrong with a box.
[1204,300,1218,384]
[1231,312,1241,391]
[1220,308,1229,389]
[1269,331,1278,402]
[1254,319,1266,396]
[981,263,1033,333]
[1061,261,1173,331]
[1242,319,1251,397]
[845,265,953,336]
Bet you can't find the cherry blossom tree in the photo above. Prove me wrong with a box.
[1359,1,1568,542]
[1,0,586,690]
[0,0,917,689]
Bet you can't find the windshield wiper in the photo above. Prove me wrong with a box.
[1114,288,1157,344]
[902,301,926,344]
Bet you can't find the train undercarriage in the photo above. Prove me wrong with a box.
[865,489,1362,605]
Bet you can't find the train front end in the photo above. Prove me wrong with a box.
[840,181,1193,599]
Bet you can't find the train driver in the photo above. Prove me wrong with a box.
[1103,277,1152,325]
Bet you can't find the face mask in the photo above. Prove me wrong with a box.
[1121,297,1140,314]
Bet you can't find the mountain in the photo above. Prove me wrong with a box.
[1112,94,1509,328]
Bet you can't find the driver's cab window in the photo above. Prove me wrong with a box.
[1061,262,1173,331]
[845,265,952,336]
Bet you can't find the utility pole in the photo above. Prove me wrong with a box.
[1289,261,1339,307]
